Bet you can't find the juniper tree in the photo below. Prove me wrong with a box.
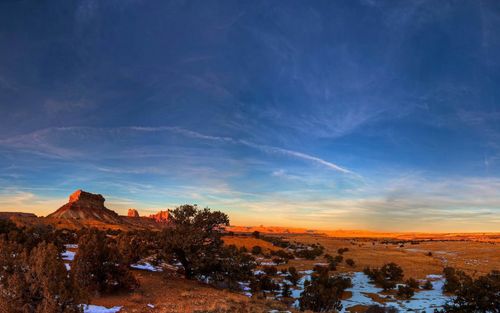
[160,205,229,279]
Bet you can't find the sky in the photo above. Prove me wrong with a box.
[1,0,500,232]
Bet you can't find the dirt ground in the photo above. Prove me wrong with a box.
[91,270,295,313]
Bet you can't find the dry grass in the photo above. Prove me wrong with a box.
[280,234,500,279]
[223,236,279,252]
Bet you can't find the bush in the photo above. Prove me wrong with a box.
[337,248,349,255]
[263,265,278,276]
[287,267,300,285]
[204,245,256,290]
[364,263,404,290]
[440,269,499,312]
[299,271,351,312]
[71,230,138,298]
[422,280,433,290]
[281,283,291,298]
[250,274,278,292]
[366,305,399,313]
[397,284,415,299]
[0,240,82,313]
[251,245,263,255]
[345,258,355,267]
[334,255,343,263]
[405,277,419,289]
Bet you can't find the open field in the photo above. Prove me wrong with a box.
[280,234,500,279]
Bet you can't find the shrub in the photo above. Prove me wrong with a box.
[405,277,419,289]
[299,271,351,312]
[364,263,404,290]
[337,248,349,255]
[440,269,500,312]
[251,245,263,255]
[366,305,399,313]
[71,230,138,298]
[281,283,291,298]
[0,240,82,313]
[345,258,355,267]
[263,265,278,276]
[250,274,278,292]
[333,255,343,263]
[287,267,300,285]
[422,280,433,290]
[397,284,415,299]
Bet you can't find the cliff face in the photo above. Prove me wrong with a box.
[149,210,169,223]
[128,209,140,217]
[47,190,121,223]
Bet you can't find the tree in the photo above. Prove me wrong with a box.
[71,229,138,298]
[364,263,404,290]
[282,283,292,298]
[440,269,499,312]
[202,244,256,290]
[160,205,229,279]
[0,240,81,313]
[299,270,351,312]
[287,267,300,286]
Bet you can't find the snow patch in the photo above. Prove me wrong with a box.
[82,305,122,313]
[130,262,163,272]
[61,251,75,261]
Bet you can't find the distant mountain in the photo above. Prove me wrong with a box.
[47,190,122,224]
[1,189,170,231]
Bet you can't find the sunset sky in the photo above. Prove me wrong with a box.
[1,1,500,232]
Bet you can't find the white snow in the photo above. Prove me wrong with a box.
[65,244,78,249]
[61,251,75,261]
[147,303,155,308]
[339,273,452,313]
[64,263,71,271]
[253,270,265,275]
[82,305,122,313]
[130,262,163,272]
[238,281,251,291]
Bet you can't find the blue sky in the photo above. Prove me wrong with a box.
[1,0,500,231]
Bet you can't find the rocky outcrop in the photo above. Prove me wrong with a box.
[127,209,140,218]
[47,190,121,223]
[149,210,169,223]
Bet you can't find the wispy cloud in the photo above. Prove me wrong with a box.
[0,126,354,174]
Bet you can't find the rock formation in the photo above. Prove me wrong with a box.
[149,210,169,223]
[47,190,121,223]
[127,209,140,218]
